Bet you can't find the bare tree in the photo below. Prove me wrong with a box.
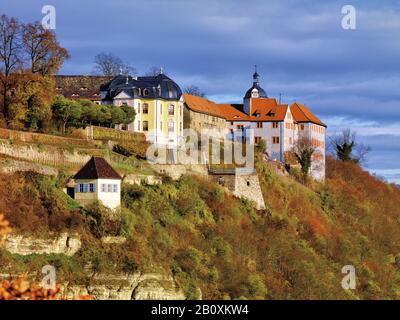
[0,15,22,120]
[22,22,70,75]
[93,53,136,76]
[329,129,371,164]
[145,66,166,76]
[183,85,206,97]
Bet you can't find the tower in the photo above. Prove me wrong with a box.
[243,65,267,115]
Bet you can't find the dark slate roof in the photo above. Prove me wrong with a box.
[101,74,182,101]
[74,157,121,180]
[244,83,268,99]
[55,75,113,100]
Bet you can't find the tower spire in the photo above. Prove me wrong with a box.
[253,65,260,84]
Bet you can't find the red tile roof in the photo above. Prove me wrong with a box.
[183,94,326,126]
[290,102,326,127]
[183,94,226,118]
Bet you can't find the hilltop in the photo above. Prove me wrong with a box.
[0,128,400,299]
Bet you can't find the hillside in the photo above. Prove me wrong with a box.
[1,150,400,299]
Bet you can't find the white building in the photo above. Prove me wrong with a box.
[73,157,122,210]
[183,69,327,180]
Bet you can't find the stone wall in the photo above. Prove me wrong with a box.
[152,164,208,180]
[123,174,162,186]
[0,140,91,167]
[234,174,266,210]
[0,158,58,176]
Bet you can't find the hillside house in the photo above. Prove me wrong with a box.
[73,157,121,209]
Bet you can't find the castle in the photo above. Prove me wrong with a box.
[59,68,327,180]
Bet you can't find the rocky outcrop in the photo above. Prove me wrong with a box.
[101,236,127,244]
[58,273,185,300]
[4,233,81,256]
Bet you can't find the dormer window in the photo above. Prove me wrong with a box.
[143,89,150,96]
[56,87,62,90]
[71,93,80,98]
[80,87,88,91]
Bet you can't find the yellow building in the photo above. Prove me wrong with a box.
[100,73,183,147]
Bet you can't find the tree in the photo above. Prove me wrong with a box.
[22,22,70,75]
[0,15,21,122]
[330,129,371,163]
[183,85,206,97]
[145,66,165,76]
[93,53,135,76]
[292,136,315,176]
[111,107,126,127]
[51,95,82,134]
[121,104,136,125]
[256,139,267,153]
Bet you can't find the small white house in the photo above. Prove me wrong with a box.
[73,157,122,210]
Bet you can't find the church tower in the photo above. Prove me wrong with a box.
[243,66,267,115]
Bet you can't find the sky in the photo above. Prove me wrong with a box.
[1,0,399,183]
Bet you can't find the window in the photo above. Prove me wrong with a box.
[272,136,280,144]
[272,122,279,129]
[168,104,174,116]
[160,121,162,130]
[79,184,84,193]
[143,88,149,96]
[137,103,140,113]
[168,120,174,133]
[143,103,149,114]
[107,184,113,193]
[122,102,128,106]
[101,184,118,193]
[143,121,149,131]
[289,137,293,144]
[237,125,244,130]
[89,183,96,193]
[247,181,250,186]
[255,137,261,144]
[300,124,305,130]
[256,122,263,128]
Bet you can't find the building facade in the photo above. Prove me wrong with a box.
[73,157,121,210]
[100,73,184,147]
[182,70,327,180]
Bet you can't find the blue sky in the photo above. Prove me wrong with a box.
[1,0,400,183]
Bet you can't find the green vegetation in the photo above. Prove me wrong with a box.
[52,96,136,134]
[1,153,400,299]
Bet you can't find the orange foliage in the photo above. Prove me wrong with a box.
[0,277,92,300]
